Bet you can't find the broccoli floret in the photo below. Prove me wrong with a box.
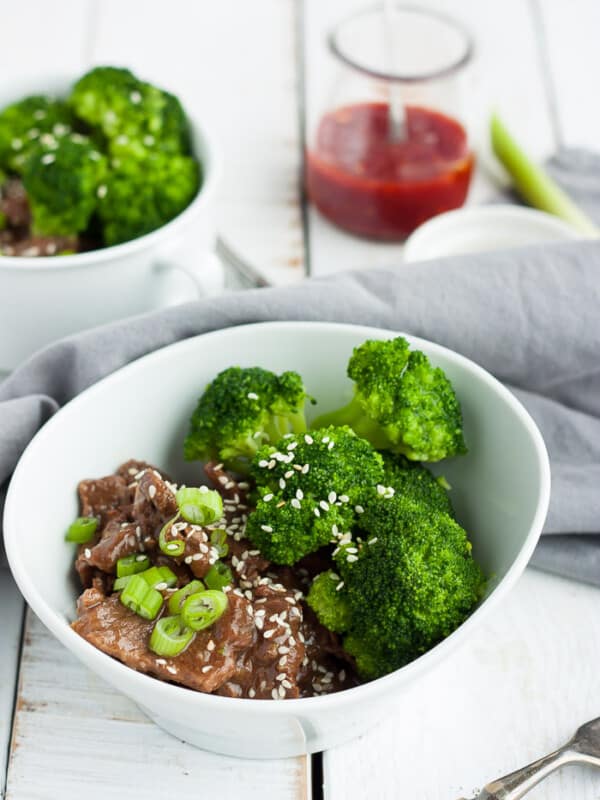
[21,134,107,236]
[332,493,484,679]
[381,452,454,515]
[184,367,309,473]
[97,152,199,245]
[306,570,351,633]
[70,67,191,156]
[245,426,384,564]
[0,95,74,173]
[313,337,467,462]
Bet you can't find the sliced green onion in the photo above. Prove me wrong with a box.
[490,114,599,236]
[159,515,185,557]
[176,486,223,526]
[141,565,178,589]
[113,575,133,591]
[65,516,98,543]
[181,590,228,631]
[204,562,233,591]
[149,615,195,657]
[116,553,151,578]
[119,574,163,620]
[168,580,205,615]
[210,529,229,558]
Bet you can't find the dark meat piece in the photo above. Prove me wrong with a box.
[132,469,178,543]
[78,475,131,528]
[297,605,359,696]
[78,520,141,574]
[0,178,30,227]
[72,590,255,693]
[204,462,250,503]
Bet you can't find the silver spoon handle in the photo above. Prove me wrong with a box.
[465,747,573,799]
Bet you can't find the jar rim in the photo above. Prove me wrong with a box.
[328,4,474,83]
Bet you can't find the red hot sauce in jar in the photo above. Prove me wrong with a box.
[306,102,474,240]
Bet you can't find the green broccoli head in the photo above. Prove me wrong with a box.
[245,426,384,564]
[313,337,467,462]
[184,367,309,473]
[380,452,454,516]
[332,492,485,679]
[306,570,352,633]
[0,95,74,173]
[70,67,191,157]
[97,151,199,245]
[21,134,107,236]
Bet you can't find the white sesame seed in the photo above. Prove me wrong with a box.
[184,556,193,564]
[156,658,167,665]
[279,656,287,667]
[166,665,177,675]
[328,491,337,504]
[258,459,268,468]
[287,441,298,450]
[346,554,359,563]
[155,581,168,591]
[322,436,330,444]
[247,392,259,400]
[148,484,157,499]
[339,494,349,503]
[319,500,330,512]
[284,470,293,479]
[355,505,364,514]
[130,90,142,103]
[207,640,215,651]
[260,525,273,533]
[11,138,22,149]
[271,688,279,700]
[249,688,256,698]
[368,537,378,545]
[255,617,264,629]
[276,673,286,681]
[282,679,292,690]
[263,629,275,639]
[302,464,310,474]
[328,441,335,450]
[279,478,286,489]
[291,498,301,509]
[336,581,345,591]
[268,460,276,469]
[202,665,213,673]
[296,489,304,500]
[278,645,290,654]
[314,508,321,517]
[304,435,313,444]
[84,548,92,559]
[41,153,55,165]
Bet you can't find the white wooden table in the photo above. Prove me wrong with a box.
[2,2,600,798]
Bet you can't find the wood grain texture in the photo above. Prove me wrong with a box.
[323,569,600,799]
[302,0,557,277]
[0,571,25,799]
[5,610,309,800]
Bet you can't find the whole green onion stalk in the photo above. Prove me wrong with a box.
[490,114,599,237]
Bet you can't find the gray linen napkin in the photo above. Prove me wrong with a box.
[2,238,600,583]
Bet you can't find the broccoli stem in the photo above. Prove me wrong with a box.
[312,396,390,449]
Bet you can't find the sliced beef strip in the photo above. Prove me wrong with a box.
[80,520,141,574]
[0,178,30,227]
[72,589,255,693]
[204,462,250,503]
[132,469,178,543]
[78,475,131,527]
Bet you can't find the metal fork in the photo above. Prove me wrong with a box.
[461,717,600,799]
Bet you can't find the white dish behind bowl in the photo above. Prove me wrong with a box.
[4,322,550,758]
[403,204,581,262]
[0,75,220,371]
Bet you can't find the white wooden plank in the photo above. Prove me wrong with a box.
[537,0,600,149]
[89,0,305,287]
[323,569,600,800]
[0,570,25,798]
[303,0,557,277]
[6,610,309,800]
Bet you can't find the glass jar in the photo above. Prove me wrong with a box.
[306,5,475,241]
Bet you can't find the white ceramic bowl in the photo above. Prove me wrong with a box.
[0,75,220,371]
[403,204,580,262]
[4,321,550,759]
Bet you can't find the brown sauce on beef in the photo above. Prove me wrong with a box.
[71,461,359,699]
